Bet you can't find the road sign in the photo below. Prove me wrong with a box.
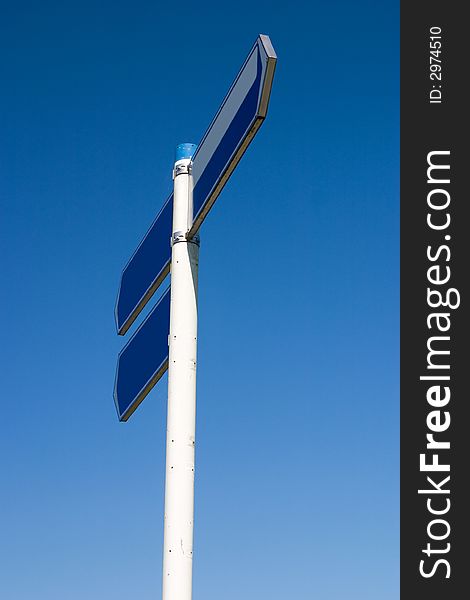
[189,34,276,237]
[115,195,173,335]
[114,287,170,421]
[115,34,277,335]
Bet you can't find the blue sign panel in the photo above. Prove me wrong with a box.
[189,34,277,237]
[115,196,172,335]
[115,35,276,335]
[114,287,170,421]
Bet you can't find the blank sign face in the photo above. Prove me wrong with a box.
[190,35,276,236]
[115,196,173,336]
[114,287,170,421]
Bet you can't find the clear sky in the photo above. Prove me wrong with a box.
[0,1,398,598]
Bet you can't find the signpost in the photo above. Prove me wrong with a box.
[114,34,277,600]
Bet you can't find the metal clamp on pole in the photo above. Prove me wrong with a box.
[173,162,192,178]
[163,142,198,600]
[171,230,186,245]
[171,231,201,247]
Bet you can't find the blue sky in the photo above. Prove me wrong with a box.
[0,1,398,598]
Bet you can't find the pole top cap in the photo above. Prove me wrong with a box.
[175,143,197,161]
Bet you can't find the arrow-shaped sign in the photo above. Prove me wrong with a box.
[115,35,276,335]
[114,287,170,421]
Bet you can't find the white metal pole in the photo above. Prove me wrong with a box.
[163,143,199,600]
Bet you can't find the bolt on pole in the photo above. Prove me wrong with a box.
[162,143,199,600]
